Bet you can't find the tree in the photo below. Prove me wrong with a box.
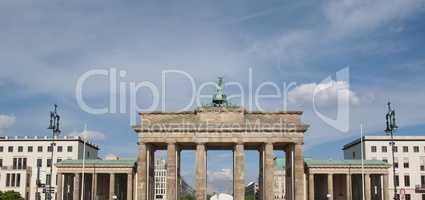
[180,195,195,200]
[0,191,23,200]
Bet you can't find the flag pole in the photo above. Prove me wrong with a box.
[81,124,87,200]
[361,124,365,200]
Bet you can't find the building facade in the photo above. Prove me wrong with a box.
[0,136,98,200]
[56,158,135,200]
[154,159,167,200]
[343,136,425,200]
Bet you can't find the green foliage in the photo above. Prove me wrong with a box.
[245,193,255,200]
[180,195,195,200]
[0,191,23,200]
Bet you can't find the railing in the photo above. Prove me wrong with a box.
[415,184,425,193]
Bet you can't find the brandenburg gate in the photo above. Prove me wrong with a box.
[133,78,309,200]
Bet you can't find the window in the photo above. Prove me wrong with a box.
[8,146,13,152]
[414,146,420,152]
[382,146,387,152]
[37,146,43,152]
[404,175,410,187]
[23,158,27,169]
[0,159,2,167]
[12,158,17,169]
[67,146,72,152]
[395,175,399,187]
[11,173,15,187]
[352,152,356,159]
[47,159,52,167]
[18,146,23,152]
[46,174,51,185]
[394,158,399,168]
[371,146,377,152]
[405,194,411,200]
[404,158,409,168]
[47,146,53,152]
[36,159,42,167]
[0,146,3,152]
[422,194,425,200]
[27,146,33,152]
[57,158,62,163]
[5,173,10,187]
[16,174,20,187]
[57,146,63,152]
[382,158,388,163]
[403,146,409,152]
[17,158,22,169]
[421,175,425,186]
[393,146,398,152]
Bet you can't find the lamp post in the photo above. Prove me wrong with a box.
[48,104,61,200]
[385,102,398,200]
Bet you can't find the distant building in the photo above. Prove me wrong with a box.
[344,136,425,200]
[0,135,98,200]
[245,158,286,200]
[274,158,285,200]
[180,178,195,197]
[154,159,195,200]
[245,181,258,197]
[154,159,167,200]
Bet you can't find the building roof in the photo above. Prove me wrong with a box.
[56,159,136,167]
[305,159,390,167]
[274,158,388,168]
[342,135,425,150]
[274,158,285,169]
[0,135,99,149]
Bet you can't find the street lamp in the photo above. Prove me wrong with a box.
[47,104,61,200]
[385,102,398,200]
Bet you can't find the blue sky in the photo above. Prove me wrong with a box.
[1,0,425,193]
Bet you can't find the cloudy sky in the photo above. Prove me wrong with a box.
[1,0,425,193]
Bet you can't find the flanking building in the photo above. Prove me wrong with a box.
[0,135,99,200]
[343,136,425,200]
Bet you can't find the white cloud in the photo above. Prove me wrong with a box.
[68,129,106,141]
[324,0,423,37]
[207,168,233,193]
[0,114,16,129]
[289,80,359,107]
[208,168,233,180]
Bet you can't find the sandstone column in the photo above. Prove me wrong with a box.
[294,143,304,200]
[346,174,352,200]
[167,143,177,200]
[365,174,371,200]
[196,143,207,200]
[92,173,97,200]
[327,174,333,200]
[110,173,115,200]
[285,145,293,200]
[383,174,389,200]
[264,143,274,200]
[147,145,155,200]
[127,173,133,200]
[177,149,181,200]
[308,174,314,200]
[137,143,148,200]
[258,147,264,200]
[73,173,80,200]
[56,173,63,200]
[234,143,245,200]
